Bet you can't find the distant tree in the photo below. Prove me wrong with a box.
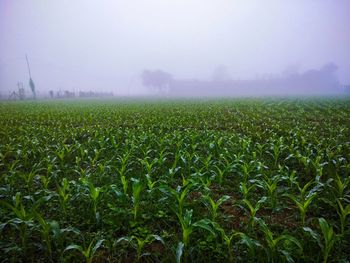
[320,62,338,74]
[49,90,54,98]
[141,70,173,93]
[141,70,153,89]
[320,62,339,88]
[301,62,340,92]
[282,64,300,78]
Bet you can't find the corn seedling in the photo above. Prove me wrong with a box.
[1,99,349,262]
[284,179,320,226]
[117,234,164,261]
[159,183,193,218]
[257,218,302,263]
[64,239,104,263]
[336,199,350,235]
[131,178,143,220]
[304,218,337,263]
[176,209,216,262]
[57,178,71,216]
[202,194,230,221]
[241,196,267,229]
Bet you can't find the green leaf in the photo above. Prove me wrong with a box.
[278,234,302,250]
[217,195,230,206]
[303,227,319,241]
[92,239,104,255]
[151,235,165,245]
[116,236,132,243]
[193,219,217,237]
[176,242,184,263]
[64,244,83,253]
[280,249,295,263]
[237,232,259,252]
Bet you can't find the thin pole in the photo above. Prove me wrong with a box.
[25,54,32,78]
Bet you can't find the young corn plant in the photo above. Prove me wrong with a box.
[90,148,104,167]
[117,234,164,262]
[159,183,193,218]
[201,154,213,171]
[40,174,51,190]
[284,179,320,226]
[156,147,168,166]
[176,209,216,262]
[49,221,81,260]
[239,180,256,200]
[332,173,350,199]
[35,212,54,259]
[268,137,286,167]
[64,239,104,263]
[116,153,129,177]
[131,178,143,221]
[211,222,259,262]
[171,151,181,171]
[257,218,302,263]
[239,161,255,183]
[0,192,36,255]
[201,194,230,221]
[57,178,71,216]
[309,155,328,182]
[303,218,337,263]
[140,157,158,176]
[116,152,132,195]
[336,199,350,235]
[192,169,213,191]
[121,174,128,196]
[213,164,225,185]
[82,179,103,222]
[283,170,298,189]
[168,166,181,182]
[145,174,159,191]
[18,168,41,192]
[257,175,280,211]
[240,196,267,230]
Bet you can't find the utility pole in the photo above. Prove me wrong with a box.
[26,54,36,99]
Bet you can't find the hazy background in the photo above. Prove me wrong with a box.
[1,0,350,96]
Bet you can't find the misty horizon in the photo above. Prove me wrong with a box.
[1,0,350,97]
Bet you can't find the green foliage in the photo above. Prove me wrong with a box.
[284,179,320,226]
[336,200,350,235]
[0,98,349,262]
[257,218,302,262]
[241,196,267,229]
[117,234,164,261]
[64,239,104,263]
[304,218,337,263]
[202,194,230,221]
[131,178,143,220]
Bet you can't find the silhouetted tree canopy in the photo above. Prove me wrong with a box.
[321,62,338,74]
[141,70,173,92]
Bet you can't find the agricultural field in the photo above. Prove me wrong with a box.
[0,98,349,262]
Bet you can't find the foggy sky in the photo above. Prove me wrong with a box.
[1,0,350,96]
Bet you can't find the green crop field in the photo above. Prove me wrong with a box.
[0,98,349,262]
